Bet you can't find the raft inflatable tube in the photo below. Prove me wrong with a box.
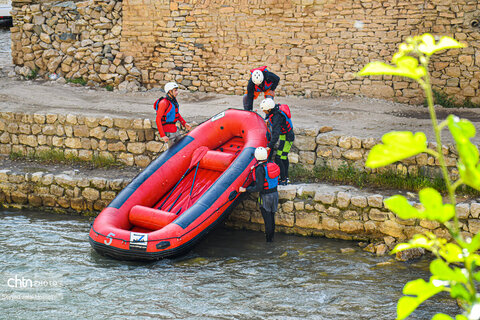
[89,109,267,260]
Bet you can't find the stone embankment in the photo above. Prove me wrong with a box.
[1,111,478,258]
[0,111,464,178]
[1,165,480,259]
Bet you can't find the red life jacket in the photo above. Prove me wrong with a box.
[268,104,293,134]
[153,97,180,125]
[253,161,280,190]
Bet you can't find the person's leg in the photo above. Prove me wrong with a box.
[283,158,290,182]
[243,91,261,111]
[260,207,273,242]
[166,131,182,147]
[242,93,250,111]
[277,139,293,184]
[275,154,285,181]
[261,193,278,242]
[266,211,275,242]
[283,140,293,182]
[276,136,287,181]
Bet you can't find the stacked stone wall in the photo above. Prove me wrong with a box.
[0,112,467,178]
[227,184,480,254]
[1,167,479,253]
[9,0,480,102]
[10,0,143,90]
[0,112,164,167]
[121,0,480,103]
[0,168,130,214]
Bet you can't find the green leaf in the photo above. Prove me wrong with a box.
[432,314,454,320]
[430,259,468,283]
[397,296,419,320]
[418,188,456,222]
[465,232,480,253]
[357,56,426,80]
[397,278,444,319]
[385,189,455,223]
[384,195,419,219]
[439,243,464,263]
[447,115,480,191]
[450,283,470,301]
[366,131,427,168]
[391,242,421,254]
[391,235,433,254]
[418,34,466,56]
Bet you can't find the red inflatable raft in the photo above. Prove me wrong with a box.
[89,109,267,260]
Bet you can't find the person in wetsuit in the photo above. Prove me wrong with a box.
[239,147,280,242]
[243,66,280,111]
[260,98,295,185]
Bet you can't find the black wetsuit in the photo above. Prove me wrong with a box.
[243,70,280,111]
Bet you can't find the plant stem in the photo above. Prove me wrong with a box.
[421,57,460,236]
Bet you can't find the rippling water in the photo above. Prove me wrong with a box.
[0,210,459,319]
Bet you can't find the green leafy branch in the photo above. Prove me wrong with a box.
[358,33,480,320]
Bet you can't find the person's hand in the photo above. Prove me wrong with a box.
[266,147,270,152]
[239,187,246,193]
[185,123,192,131]
[162,136,169,143]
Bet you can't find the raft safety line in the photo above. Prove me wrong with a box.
[90,191,240,244]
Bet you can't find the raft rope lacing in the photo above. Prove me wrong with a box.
[90,162,253,244]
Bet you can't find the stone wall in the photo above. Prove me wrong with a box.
[121,0,480,103]
[1,166,479,254]
[10,0,143,91]
[0,167,130,214]
[9,0,480,102]
[0,112,163,167]
[0,111,466,178]
[227,183,480,254]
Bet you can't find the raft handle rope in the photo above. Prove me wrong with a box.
[90,192,242,245]
[91,143,257,245]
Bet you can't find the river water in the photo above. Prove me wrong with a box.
[0,209,459,319]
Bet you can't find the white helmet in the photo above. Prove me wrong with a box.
[164,82,179,94]
[251,70,264,85]
[260,98,275,111]
[254,147,268,161]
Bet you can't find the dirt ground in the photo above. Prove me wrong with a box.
[1,26,480,146]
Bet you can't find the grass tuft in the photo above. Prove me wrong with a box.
[9,148,122,169]
[432,89,480,108]
[66,77,87,86]
[290,163,479,196]
[26,68,38,80]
